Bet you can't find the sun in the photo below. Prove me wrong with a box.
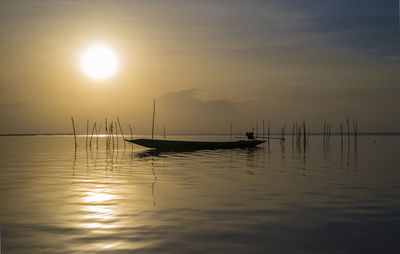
[80,45,118,80]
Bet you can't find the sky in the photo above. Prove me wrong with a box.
[0,0,399,134]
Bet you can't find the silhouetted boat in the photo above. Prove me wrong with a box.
[126,101,265,151]
[124,138,266,151]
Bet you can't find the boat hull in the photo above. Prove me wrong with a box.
[125,139,265,151]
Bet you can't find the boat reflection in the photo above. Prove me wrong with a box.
[134,146,263,158]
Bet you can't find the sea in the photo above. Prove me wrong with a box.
[0,134,399,253]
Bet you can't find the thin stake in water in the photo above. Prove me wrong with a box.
[97,123,101,148]
[152,100,156,140]
[89,122,96,148]
[86,119,89,147]
[230,123,232,142]
[128,124,133,140]
[71,117,77,148]
[117,117,126,148]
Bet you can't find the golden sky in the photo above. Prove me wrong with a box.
[1,0,400,134]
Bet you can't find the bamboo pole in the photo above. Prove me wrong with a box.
[283,123,286,141]
[262,120,265,140]
[71,117,77,148]
[89,122,96,148]
[96,123,100,148]
[230,123,232,142]
[340,122,343,138]
[128,124,133,140]
[115,121,119,149]
[327,123,330,143]
[152,100,156,140]
[129,123,133,150]
[356,121,358,137]
[86,119,89,147]
[105,118,108,149]
[256,121,259,138]
[303,121,306,148]
[292,123,295,145]
[107,122,111,149]
[117,117,126,148]
[340,122,343,147]
[297,123,301,146]
[111,122,115,149]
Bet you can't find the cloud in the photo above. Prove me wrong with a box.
[280,85,400,103]
[157,89,237,133]
[279,0,400,63]
[384,55,400,61]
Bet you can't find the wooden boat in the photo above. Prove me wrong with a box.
[124,138,266,151]
[125,101,266,151]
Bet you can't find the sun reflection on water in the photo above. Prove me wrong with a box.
[84,192,114,203]
[84,205,113,220]
[81,187,118,234]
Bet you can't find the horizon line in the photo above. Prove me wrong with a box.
[1,132,400,137]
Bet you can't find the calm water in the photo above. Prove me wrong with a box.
[0,135,400,253]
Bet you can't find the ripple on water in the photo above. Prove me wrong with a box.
[1,136,400,253]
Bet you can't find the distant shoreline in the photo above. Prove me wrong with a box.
[1,132,400,136]
[0,133,73,136]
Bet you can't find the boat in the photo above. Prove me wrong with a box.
[124,138,266,151]
[124,100,266,151]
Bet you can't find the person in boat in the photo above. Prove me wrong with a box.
[246,131,255,140]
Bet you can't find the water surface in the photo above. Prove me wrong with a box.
[0,135,400,253]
